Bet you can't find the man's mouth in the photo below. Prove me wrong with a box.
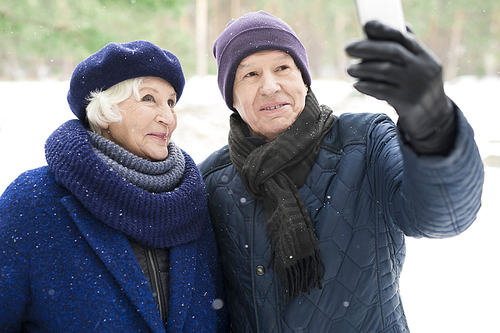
[262,104,286,111]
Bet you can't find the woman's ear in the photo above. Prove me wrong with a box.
[98,122,109,130]
[96,122,110,137]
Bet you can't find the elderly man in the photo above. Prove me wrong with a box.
[199,10,483,333]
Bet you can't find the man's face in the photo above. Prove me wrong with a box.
[232,50,308,142]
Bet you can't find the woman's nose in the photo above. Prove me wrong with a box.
[155,106,175,126]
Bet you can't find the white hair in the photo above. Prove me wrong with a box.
[86,77,145,134]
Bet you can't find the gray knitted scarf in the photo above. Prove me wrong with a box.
[228,90,335,305]
[89,132,185,193]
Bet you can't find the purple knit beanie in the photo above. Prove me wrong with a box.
[68,40,185,124]
[213,11,311,112]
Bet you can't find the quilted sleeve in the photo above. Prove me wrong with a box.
[366,107,484,238]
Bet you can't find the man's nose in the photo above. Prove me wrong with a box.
[259,72,281,96]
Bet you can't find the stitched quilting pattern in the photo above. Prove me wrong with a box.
[201,111,483,333]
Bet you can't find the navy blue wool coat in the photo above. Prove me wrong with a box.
[0,169,227,331]
[199,110,483,333]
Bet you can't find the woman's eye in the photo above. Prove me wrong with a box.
[142,94,155,102]
[244,71,257,77]
[277,65,289,71]
[168,99,175,107]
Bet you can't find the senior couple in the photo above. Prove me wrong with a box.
[0,10,483,333]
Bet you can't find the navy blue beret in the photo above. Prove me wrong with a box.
[67,40,185,123]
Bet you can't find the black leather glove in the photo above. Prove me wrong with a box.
[345,20,456,155]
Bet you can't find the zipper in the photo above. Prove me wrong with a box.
[146,247,166,323]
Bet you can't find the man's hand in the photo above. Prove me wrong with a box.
[345,20,456,154]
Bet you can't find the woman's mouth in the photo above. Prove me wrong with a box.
[148,133,168,141]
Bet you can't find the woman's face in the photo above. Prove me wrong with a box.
[232,50,308,142]
[102,77,177,161]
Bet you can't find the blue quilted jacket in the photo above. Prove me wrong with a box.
[0,168,228,332]
[199,111,483,333]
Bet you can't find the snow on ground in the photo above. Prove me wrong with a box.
[0,76,499,332]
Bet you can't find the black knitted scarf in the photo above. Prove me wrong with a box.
[228,90,335,304]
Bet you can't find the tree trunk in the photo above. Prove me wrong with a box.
[231,0,241,19]
[196,0,208,77]
[335,11,349,79]
[445,10,465,81]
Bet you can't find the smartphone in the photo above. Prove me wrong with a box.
[355,0,407,34]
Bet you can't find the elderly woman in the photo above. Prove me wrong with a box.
[199,11,483,333]
[0,41,228,332]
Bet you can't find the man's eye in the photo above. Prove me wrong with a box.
[168,99,175,107]
[142,94,155,102]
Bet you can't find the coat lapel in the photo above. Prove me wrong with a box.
[61,195,164,332]
[167,240,198,332]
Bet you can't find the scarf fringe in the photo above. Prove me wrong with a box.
[277,251,324,306]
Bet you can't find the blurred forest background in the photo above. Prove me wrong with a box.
[1,0,499,82]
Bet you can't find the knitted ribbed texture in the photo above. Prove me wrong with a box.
[89,131,185,194]
[45,119,207,248]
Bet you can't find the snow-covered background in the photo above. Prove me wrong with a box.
[0,76,498,332]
